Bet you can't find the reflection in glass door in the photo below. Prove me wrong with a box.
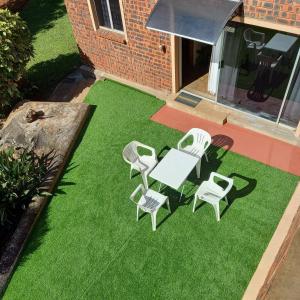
[217,22,299,123]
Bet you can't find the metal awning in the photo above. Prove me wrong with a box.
[146,0,242,45]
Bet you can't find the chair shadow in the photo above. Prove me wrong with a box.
[189,134,234,184]
[210,134,234,160]
[157,145,171,161]
[220,173,257,218]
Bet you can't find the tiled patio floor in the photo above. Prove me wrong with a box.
[151,105,300,176]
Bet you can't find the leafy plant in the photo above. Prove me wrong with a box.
[0,147,54,226]
[0,9,33,111]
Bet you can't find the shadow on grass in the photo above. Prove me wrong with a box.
[26,53,81,98]
[21,0,67,37]
[220,173,257,218]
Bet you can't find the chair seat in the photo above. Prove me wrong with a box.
[195,182,225,205]
[138,189,168,213]
[248,42,265,50]
[133,155,157,173]
[181,145,205,159]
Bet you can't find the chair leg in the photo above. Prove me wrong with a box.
[151,211,157,231]
[193,195,198,213]
[166,198,171,213]
[141,172,148,189]
[225,196,229,206]
[196,160,201,179]
[130,167,133,179]
[136,206,140,221]
[204,152,209,162]
[213,204,220,222]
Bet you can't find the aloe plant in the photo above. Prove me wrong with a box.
[0,147,54,226]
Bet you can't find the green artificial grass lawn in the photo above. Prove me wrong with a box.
[4,80,299,299]
[21,0,80,95]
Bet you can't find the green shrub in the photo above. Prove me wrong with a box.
[0,9,33,110]
[0,147,54,225]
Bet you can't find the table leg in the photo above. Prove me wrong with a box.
[158,182,162,192]
[179,185,185,202]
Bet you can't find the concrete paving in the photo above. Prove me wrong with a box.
[166,97,300,146]
[48,67,95,103]
[265,227,300,300]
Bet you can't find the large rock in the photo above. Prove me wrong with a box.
[0,101,90,162]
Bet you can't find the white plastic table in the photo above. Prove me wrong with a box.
[149,148,199,200]
[264,33,297,54]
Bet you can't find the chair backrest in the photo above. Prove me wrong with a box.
[209,172,234,196]
[244,28,265,45]
[258,52,278,68]
[189,128,211,151]
[122,141,139,164]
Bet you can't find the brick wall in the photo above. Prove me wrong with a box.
[65,0,172,92]
[244,0,300,27]
[65,0,299,94]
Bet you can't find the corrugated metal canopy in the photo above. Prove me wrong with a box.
[146,0,242,45]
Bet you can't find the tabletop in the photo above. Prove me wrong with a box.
[149,148,199,190]
[264,33,297,53]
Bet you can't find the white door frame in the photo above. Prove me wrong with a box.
[175,33,225,102]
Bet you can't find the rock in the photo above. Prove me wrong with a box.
[0,101,90,162]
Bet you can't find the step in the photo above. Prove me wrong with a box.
[227,112,300,146]
[167,97,229,125]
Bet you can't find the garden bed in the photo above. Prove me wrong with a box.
[0,101,90,295]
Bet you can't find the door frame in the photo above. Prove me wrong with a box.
[170,29,300,129]
[171,34,224,102]
[276,47,300,125]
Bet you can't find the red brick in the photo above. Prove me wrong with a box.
[65,0,299,94]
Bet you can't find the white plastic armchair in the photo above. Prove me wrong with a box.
[122,141,158,189]
[244,28,265,51]
[193,172,234,221]
[130,184,171,231]
[177,128,211,178]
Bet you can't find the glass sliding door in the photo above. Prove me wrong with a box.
[279,48,300,127]
[217,22,299,123]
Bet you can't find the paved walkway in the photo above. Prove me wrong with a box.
[48,68,95,103]
[151,105,300,176]
[265,226,300,300]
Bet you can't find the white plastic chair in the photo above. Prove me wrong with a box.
[244,28,265,51]
[244,28,265,65]
[177,128,211,178]
[123,141,157,189]
[193,172,234,221]
[130,184,171,231]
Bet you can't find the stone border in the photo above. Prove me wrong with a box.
[0,103,91,296]
[243,182,300,300]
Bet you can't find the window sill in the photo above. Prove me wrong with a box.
[96,27,127,44]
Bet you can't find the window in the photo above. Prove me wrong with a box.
[93,0,124,32]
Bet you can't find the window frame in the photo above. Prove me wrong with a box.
[87,0,126,35]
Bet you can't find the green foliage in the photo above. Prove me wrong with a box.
[0,147,53,226]
[0,9,33,109]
